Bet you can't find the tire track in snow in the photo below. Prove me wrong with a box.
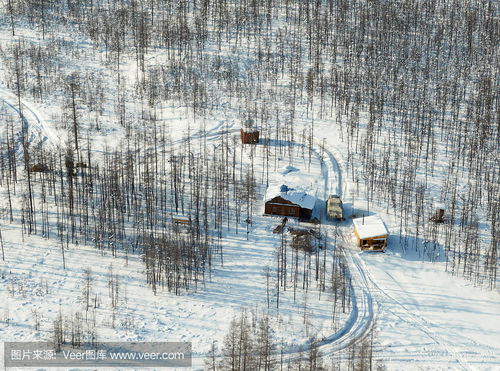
[0,88,60,156]
[315,237,375,355]
[321,137,473,369]
[309,138,474,369]
[342,232,473,371]
[309,139,377,357]
[177,128,376,363]
[360,252,499,369]
[0,88,471,367]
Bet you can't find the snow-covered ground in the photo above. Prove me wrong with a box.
[0,3,498,370]
[0,101,352,368]
[361,247,500,370]
[1,90,498,370]
[318,114,500,369]
[334,218,500,370]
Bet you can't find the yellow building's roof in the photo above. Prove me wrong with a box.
[353,215,388,239]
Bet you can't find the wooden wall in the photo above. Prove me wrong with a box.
[240,129,260,144]
[354,229,387,250]
[265,196,312,220]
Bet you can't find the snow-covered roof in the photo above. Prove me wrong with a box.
[353,215,389,239]
[242,118,260,131]
[281,165,299,175]
[173,214,190,220]
[434,202,446,210]
[265,185,316,210]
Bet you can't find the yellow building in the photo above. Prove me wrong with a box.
[353,215,389,251]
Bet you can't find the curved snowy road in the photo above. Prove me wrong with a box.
[308,139,377,356]
[194,129,481,369]
[313,138,483,370]
[0,88,59,155]
[5,94,487,369]
[178,128,377,363]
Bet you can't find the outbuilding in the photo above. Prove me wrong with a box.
[240,118,260,144]
[172,215,191,225]
[430,203,446,223]
[353,215,389,251]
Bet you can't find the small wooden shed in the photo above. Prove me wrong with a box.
[173,215,191,225]
[430,203,446,223]
[240,129,259,144]
[31,163,49,173]
[264,185,316,220]
[240,119,260,144]
[353,215,389,251]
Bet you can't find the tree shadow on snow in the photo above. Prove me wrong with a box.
[384,234,447,263]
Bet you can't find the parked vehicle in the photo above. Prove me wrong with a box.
[326,195,344,220]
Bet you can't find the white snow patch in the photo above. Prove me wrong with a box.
[353,215,389,239]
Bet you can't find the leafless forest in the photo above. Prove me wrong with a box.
[0,1,498,369]
[2,0,497,288]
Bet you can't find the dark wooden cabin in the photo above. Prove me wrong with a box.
[264,186,316,220]
[265,196,303,218]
